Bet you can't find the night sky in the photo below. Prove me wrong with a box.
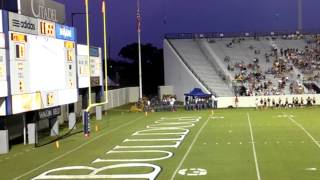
[56,0,320,59]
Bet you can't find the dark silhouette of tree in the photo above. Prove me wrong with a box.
[118,43,164,95]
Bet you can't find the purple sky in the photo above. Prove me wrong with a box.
[56,0,320,59]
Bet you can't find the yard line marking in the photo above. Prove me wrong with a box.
[170,117,209,180]
[13,115,145,180]
[247,113,262,180]
[284,113,320,150]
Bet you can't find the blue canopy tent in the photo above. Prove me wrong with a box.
[184,88,212,98]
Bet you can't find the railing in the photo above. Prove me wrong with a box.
[196,39,233,87]
[166,39,217,96]
[165,29,320,40]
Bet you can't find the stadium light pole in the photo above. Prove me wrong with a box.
[85,0,92,107]
[137,0,143,99]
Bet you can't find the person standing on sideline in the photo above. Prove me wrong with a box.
[212,95,218,109]
[235,96,239,108]
[170,96,176,112]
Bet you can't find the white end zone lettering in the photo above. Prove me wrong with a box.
[32,163,161,180]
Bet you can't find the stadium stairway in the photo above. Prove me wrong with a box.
[169,39,234,97]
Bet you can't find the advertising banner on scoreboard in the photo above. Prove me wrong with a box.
[19,0,65,23]
[55,24,75,41]
[8,12,38,35]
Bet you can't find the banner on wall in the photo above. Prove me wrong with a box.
[8,12,38,35]
[19,0,65,23]
[55,24,75,41]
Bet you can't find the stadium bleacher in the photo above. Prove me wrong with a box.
[166,33,320,97]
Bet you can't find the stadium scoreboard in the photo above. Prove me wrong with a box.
[6,11,77,114]
[0,11,7,116]
[77,44,103,88]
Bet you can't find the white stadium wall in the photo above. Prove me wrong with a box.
[164,40,210,101]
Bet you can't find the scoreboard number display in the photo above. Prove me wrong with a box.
[39,20,55,37]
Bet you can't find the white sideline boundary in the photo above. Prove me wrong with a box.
[247,113,262,180]
[13,115,145,180]
[284,113,320,149]
[170,117,209,180]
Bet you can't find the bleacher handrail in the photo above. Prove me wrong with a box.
[164,29,320,40]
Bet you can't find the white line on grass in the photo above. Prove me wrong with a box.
[13,115,145,180]
[247,113,262,180]
[170,117,209,180]
[284,113,320,149]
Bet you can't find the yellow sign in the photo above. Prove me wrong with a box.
[16,44,25,59]
[64,41,74,49]
[11,33,27,42]
[18,80,25,93]
[12,93,42,114]
[47,93,55,106]
[0,65,3,78]
[67,50,74,61]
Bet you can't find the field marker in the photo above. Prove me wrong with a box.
[305,168,317,171]
[178,168,207,176]
[210,116,224,119]
[284,113,320,150]
[247,113,262,180]
[13,115,145,180]
[170,117,209,180]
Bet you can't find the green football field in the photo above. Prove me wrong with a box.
[1,106,320,180]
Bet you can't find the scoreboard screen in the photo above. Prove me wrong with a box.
[9,33,77,114]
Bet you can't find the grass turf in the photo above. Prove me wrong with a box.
[0,106,320,179]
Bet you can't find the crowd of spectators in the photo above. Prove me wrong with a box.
[221,34,320,96]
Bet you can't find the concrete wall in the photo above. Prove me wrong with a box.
[217,94,320,108]
[164,40,209,101]
[158,85,174,99]
[103,87,139,110]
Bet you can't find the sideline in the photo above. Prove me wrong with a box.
[247,113,262,180]
[170,116,209,180]
[13,115,145,180]
[284,112,320,149]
